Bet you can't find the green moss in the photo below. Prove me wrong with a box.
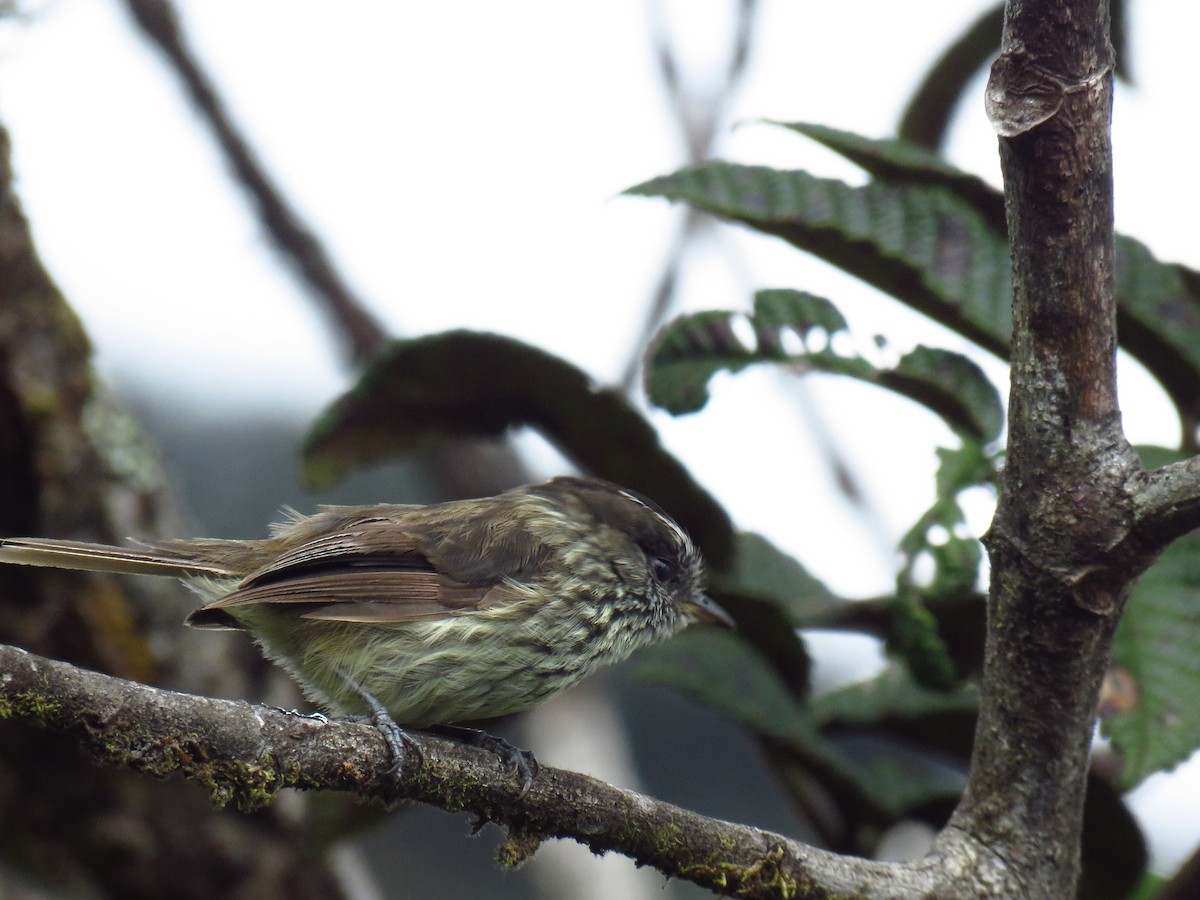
[496,829,543,867]
[654,819,685,856]
[410,760,483,813]
[675,845,804,899]
[96,718,296,811]
[650,822,804,897]
[0,690,63,720]
[204,757,296,812]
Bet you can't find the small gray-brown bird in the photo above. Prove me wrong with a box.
[0,476,729,789]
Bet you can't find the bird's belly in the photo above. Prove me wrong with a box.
[239,601,624,727]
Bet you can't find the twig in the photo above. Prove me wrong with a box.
[119,0,387,365]
[1132,456,1200,551]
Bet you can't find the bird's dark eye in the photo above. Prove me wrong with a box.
[650,556,674,582]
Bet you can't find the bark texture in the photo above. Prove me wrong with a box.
[941,2,1144,896]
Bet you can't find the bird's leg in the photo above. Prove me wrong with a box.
[333,665,422,776]
[425,724,539,794]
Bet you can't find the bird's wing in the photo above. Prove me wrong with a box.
[188,516,532,627]
[195,571,522,624]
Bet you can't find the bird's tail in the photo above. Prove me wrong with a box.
[0,537,240,579]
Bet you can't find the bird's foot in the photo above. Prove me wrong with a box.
[342,701,423,776]
[334,666,422,776]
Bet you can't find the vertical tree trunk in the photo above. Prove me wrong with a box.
[939,2,1141,896]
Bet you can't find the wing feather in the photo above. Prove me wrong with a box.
[192,516,532,627]
[240,518,426,586]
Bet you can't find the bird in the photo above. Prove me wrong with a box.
[0,476,730,790]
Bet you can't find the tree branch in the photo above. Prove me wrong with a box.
[118,0,387,366]
[0,640,1005,898]
[1132,457,1200,550]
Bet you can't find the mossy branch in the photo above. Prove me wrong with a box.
[0,640,1001,898]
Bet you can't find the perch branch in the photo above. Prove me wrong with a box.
[0,640,1002,898]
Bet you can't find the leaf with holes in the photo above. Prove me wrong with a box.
[647,289,1003,442]
[750,124,1200,437]
[900,444,995,599]
[644,289,853,415]
[890,442,996,689]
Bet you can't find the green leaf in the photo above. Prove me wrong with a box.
[1106,532,1200,787]
[628,147,1192,432]
[898,503,983,603]
[812,664,979,728]
[302,331,735,563]
[750,286,850,339]
[881,347,1004,444]
[812,669,976,811]
[633,628,817,744]
[703,531,836,696]
[934,440,997,496]
[645,290,850,415]
[771,121,1005,230]
[889,442,997,689]
[752,126,1200,439]
[895,5,1005,151]
[816,735,966,818]
[1134,445,1187,470]
[1123,873,1168,900]
[1114,236,1200,435]
[888,584,960,691]
[647,289,1004,442]
[635,630,962,817]
[710,531,841,624]
[628,164,1015,360]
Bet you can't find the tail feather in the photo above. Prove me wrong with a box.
[0,538,240,579]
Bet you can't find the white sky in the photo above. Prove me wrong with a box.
[0,0,1197,877]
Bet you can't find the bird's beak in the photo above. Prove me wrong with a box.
[682,592,735,628]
